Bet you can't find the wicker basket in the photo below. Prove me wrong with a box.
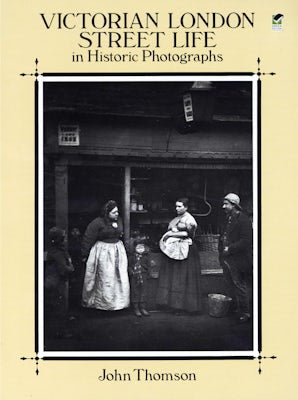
[196,234,220,252]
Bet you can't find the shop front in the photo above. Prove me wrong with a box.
[45,123,252,296]
[43,79,253,308]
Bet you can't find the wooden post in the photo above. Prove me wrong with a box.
[55,164,68,233]
[123,166,131,246]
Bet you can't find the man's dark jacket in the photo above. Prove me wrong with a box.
[219,211,253,274]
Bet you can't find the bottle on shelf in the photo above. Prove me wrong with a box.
[130,197,137,212]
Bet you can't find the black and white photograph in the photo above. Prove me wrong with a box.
[39,75,259,358]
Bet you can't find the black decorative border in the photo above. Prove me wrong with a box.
[20,59,276,374]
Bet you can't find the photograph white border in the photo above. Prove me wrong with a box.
[38,74,259,358]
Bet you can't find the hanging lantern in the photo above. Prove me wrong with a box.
[183,81,215,123]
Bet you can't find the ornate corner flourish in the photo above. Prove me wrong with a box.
[20,58,41,79]
[256,57,276,78]
[257,352,277,374]
[20,353,40,375]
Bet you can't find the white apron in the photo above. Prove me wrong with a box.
[82,241,130,310]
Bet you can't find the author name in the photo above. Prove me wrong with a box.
[98,368,197,382]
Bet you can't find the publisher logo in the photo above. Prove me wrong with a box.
[272,14,284,31]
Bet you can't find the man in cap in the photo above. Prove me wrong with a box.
[219,193,253,323]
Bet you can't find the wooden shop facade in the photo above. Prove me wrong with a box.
[43,79,254,273]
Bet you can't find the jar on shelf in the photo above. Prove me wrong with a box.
[130,198,137,211]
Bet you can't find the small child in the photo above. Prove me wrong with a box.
[128,241,151,317]
[44,227,74,338]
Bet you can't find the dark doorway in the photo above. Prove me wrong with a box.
[68,166,124,235]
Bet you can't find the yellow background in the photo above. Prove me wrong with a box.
[1,0,297,399]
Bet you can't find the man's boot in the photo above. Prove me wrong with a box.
[133,303,142,317]
[139,303,150,317]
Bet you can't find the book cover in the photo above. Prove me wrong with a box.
[1,0,297,399]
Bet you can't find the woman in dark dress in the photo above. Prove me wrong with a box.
[81,200,130,311]
[156,198,202,313]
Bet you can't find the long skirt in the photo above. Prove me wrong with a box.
[82,241,130,310]
[156,244,202,312]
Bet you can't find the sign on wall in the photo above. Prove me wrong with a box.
[58,124,80,146]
